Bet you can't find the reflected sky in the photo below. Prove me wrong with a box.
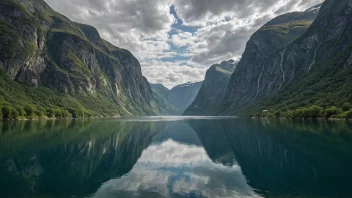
[91,139,261,198]
[1,118,352,198]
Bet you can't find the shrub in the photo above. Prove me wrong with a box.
[54,109,63,119]
[15,105,26,117]
[24,104,35,117]
[325,106,338,118]
[35,109,44,118]
[68,108,84,118]
[46,108,55,118]
[342,102,352,111]
[2,106,12,119]
[338,110,352,119]
[307,105,324,118]
[62,109,72,118]
[12,108,19,119]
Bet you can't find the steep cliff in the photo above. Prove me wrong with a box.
[243,0,352,118]
[216,1,352,118]
[151,81,203,115]
[0,0,163,118]
[213,4,322,115]
[184,60,237,115]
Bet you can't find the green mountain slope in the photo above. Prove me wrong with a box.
[0,0,164,119]
[184,60,237,115]
[202,4,324,115]
[229,0,352,119]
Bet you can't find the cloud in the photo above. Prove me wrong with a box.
[173,0,323,26]
[172,0,323,65]
[45,0,175,61]
[45,0,323,88]
[142,63,207,88]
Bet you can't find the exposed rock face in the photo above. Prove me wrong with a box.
[184,60,237,115]
[215,4,322,114]
[0,0,162,116]
[151,82,203,115]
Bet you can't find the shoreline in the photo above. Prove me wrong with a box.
[0,116,116,122]
[1,116,351,122]
[251,116,352,122]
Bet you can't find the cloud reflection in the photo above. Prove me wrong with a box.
[90,140,262,198]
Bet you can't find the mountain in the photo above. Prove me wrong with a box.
[245,0,352,119]
[217,0,352,119]
[151,82,203,114]
[150,83,181,115]
[203,3,329,116]
[0,0,165,119]
[184,60,237,115]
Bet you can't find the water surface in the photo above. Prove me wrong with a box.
[0,117,352,198]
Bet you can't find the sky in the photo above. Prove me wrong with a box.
[45,0,323,88]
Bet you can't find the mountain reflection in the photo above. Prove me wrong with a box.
[91,122,260,198]
[190,118,352,197]
[0,119,164,198]
[0,118,352,198]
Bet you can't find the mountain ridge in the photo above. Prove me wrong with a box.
[151,81,202,115]
[184,60,237,115]
[0,0,168,119]
[214,0,352,119]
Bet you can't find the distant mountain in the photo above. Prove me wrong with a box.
[184,60,238,115]
[151,84,181,115]
[151,82,203,115]
[0,0,166,119]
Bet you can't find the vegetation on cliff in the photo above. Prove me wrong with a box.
[0,0,168,120]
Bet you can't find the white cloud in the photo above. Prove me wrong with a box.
[142,63,207,89]
[171,32,196,47]
[45,0,175,62]
[172,0,324,66]
[45,0,323,88]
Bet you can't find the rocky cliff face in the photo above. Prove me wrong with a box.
[214,4,322,114]
[0,0,162,116]
[244,0,352,116]
[184,60,237,115]
[151,82,203,115]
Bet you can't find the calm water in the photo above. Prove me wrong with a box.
[1,117,352,198]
